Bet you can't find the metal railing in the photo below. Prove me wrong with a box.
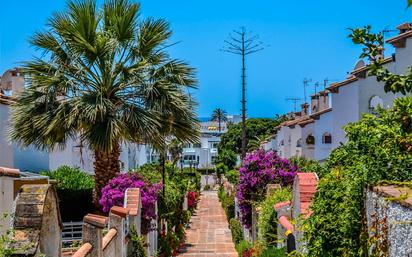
[62,221,83,247]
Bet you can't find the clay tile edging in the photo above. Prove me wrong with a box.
[84,214,108,228]
[110,206,130,218]
[0,167,20,177]
[72,243,93,257]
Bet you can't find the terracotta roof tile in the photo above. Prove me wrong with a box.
[84,214,108,228]
[124,188,141,216]
[296,173,318,217]
[387,30,412,47]
[326,76,358,92]
[310,108,332,119]
[72,243,92,257]
[110,206,129,218]
[0,167,20,177]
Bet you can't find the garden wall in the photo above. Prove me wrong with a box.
[366,185,412,257]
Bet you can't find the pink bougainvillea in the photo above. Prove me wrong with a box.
[236,149,298,228]
[99,173,162,233]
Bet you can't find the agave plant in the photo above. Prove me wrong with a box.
[11,0,199,205]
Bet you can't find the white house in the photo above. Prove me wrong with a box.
[272,22,412,162]
[0,69,49,172]
[181,115,241,168]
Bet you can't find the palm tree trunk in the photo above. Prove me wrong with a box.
[93,143,121,207]
[218,118,221,132]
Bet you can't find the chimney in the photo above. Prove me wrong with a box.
[311,94,319,113]
[397,23,412,34]
[301,103,309,116]
[318,91,330,111]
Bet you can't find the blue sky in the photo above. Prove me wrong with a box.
[0,0,411,118]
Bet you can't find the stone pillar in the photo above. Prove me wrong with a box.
[110,206,130,257]
[124,188,141,236]
[83,214,108,257]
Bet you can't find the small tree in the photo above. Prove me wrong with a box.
[211,108,228,132]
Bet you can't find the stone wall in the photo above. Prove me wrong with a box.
[366,185,412,257]
[10,184,63,257]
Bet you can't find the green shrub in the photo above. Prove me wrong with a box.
[260,247,286,257]
[225,169,239,185]
[257,188,292,246]
[236,239,252,256]
[41,166,94,221]
[229,218,243,244]
[128,226,147,257]
[197,168,216,174]
[203,184,211,190]
[223,194,235,220]
[289,156,325,177]
[131,163,162,184]
[41,165,94,190]
[305,98,412,256]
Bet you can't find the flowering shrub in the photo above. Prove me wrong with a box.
[187,191,198,210]
[99,173,162,233]
[236,149,298,228]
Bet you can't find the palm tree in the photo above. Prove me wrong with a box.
[211,108,228,132]
[168,138,183,166]
[10,0,199,206]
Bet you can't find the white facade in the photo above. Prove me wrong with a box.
[271,23,412,162]
[301,122,315,159]
[181,116,241,168]
[0,102,13,167]
[312,110,333,161]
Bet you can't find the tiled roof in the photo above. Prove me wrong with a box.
[326,76,358,92]
[310,107,332,119]
[286,115,310,127]
[298,118,314,127]
[295,173,318,217]
[350,57,393,78]
[387,30,412,47]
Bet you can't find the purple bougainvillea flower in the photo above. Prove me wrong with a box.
[237,149,297,228]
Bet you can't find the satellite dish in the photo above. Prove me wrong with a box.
[354,59,365,70]
[0,68,24,96]
[369,95,384,109]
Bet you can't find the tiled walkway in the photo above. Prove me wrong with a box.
[178,190,238,257]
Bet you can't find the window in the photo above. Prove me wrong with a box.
[306,134,315,145]
[322,133,332,144]
[193,143,201,148]
[296,138,302,147]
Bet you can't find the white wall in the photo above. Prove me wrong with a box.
[331,82,360,149]
[301,123,314,159]
[49,139,129,174]
[394,37,412,74]
[289,125,303,158]
[0,176,14,235]
[0,104,13,167]
[314,111,333,161]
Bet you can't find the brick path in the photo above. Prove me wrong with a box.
[178,190,238,257]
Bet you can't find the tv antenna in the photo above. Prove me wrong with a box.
[285,97,302,112]
[303,78,312,103]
